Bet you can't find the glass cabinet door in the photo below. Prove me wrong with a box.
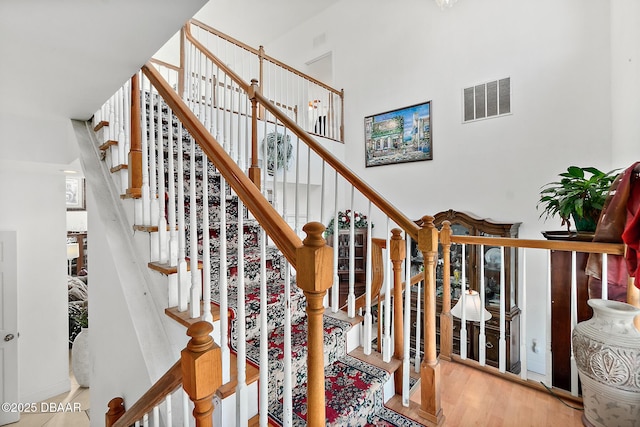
[436,223,471,300]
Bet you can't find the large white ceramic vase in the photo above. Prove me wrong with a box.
[71,328,90,387]
[572,299,640,427]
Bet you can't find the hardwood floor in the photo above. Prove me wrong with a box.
[409,359,584,426]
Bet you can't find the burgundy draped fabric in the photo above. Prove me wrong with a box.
[586,161,640,300]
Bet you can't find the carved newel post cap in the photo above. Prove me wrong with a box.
[391,228,403,240]
[440,221,452,245]
[297,222,333,293]
[182,321,220,399]
[302,222,326,247]
[186,321,213,351]
[390,228,406,260]
[418,215,438,252]
[105,397,125,426]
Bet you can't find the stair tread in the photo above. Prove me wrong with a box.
[164,302,220,328]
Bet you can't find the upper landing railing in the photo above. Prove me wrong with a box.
[174,20,344,143]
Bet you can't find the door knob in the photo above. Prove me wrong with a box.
[4,334,15,342]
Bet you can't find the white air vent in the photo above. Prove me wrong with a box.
[463,77,511,122]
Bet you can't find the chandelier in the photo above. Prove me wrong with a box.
[434,0,457,9]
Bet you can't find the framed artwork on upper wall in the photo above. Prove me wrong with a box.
[364,100,432,167]
[66,176,85,211]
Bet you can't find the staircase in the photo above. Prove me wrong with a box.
[87,19,446,427]
[92,80,426,424]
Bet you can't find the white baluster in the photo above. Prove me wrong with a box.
[121,82,131,194]
[259,229,268,427]
[602,253,608,300]
[149,85,161,262]
[166,106,179,307]
[235,198,248,427]
[219,174,230,383]
[282,260,293,427]
[570,251,579,396]
[499,246,506,373]
[382,217,392,362]
[414,276,422,372]
[165,394,172,427]
[201,151,212,324]
[347,186,356,318]
[157,99,168,265]
[182,390,189,427]
[402,234,411,406]
[363,200,373,355]
[176,123,189,312]
[189,138,201,319]
[460,244,468,360]
[331,175,339,313]
[545,250,553,386]
[519,247,528,381]
[141,78,151,226]
[152,406,159,427]
[478,244,487,366]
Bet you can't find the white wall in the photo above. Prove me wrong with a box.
[0,164,70,403]
[207,0,637,375]
[262,0,614,235]
[610,0,640,167]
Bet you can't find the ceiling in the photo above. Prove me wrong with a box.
[0,0,207,121]
[195,0,340,48]
[0,0,338,123]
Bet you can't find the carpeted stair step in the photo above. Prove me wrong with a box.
[244,314,352,404]
[268,354,390,426]
[224,277,307,344]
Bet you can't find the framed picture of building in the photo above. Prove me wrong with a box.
[364,101,432,167]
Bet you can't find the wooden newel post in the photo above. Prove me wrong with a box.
[418,216,445,426]
[297,222,334,427]
[390,228,406,393]
[439,221,453,361]
[127,72,143,198]
[248,79,261,189]
[181,321,222,427]
[105,397,125,427]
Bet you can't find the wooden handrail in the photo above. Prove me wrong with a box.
[189,19,342,96]
[141,62,302,266]
[111,361,183,427]
[450,234,625,254]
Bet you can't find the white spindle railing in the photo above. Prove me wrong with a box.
[189,19,343,143]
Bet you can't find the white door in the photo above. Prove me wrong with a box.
[0,231,19,426]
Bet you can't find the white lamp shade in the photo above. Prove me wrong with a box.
[67,243,80,260]
[451,290,492,322]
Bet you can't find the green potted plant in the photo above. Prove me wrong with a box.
[537,166,620,232]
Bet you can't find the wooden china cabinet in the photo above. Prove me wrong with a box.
[410,210,522,373]
[326,228,367,308]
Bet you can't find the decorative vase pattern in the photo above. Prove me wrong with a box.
[71,328,90,387]
[572,299,640,427]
